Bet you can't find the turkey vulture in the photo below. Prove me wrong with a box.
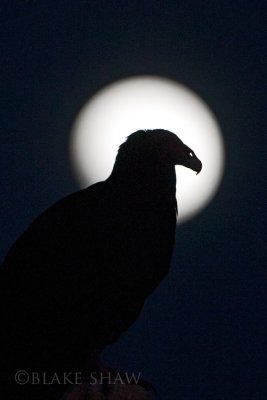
[0,129,202,399]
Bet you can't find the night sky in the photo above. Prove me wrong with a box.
[1,1,266,399]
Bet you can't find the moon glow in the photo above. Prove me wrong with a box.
[70,76,224,224]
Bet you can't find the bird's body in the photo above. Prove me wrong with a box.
[0,129,201,399]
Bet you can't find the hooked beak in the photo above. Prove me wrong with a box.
[189,156,202,175]
[173,142,202,174]
[179,149,202,174]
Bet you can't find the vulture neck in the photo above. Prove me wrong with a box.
[108,162,177,205]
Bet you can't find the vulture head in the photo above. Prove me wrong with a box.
[114,129,202,174]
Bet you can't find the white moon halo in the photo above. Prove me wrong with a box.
[70,76,224,224]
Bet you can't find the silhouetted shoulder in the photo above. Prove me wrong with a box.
[3,182,106,267]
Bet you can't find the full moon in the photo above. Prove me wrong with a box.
[70,76,224,224]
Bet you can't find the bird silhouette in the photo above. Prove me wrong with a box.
[0,129,202,399]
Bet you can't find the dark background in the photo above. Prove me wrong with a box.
[1,1,266,399]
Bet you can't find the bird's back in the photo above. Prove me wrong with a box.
[1,177,176,375]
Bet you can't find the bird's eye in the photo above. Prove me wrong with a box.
[189,152,194,158]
